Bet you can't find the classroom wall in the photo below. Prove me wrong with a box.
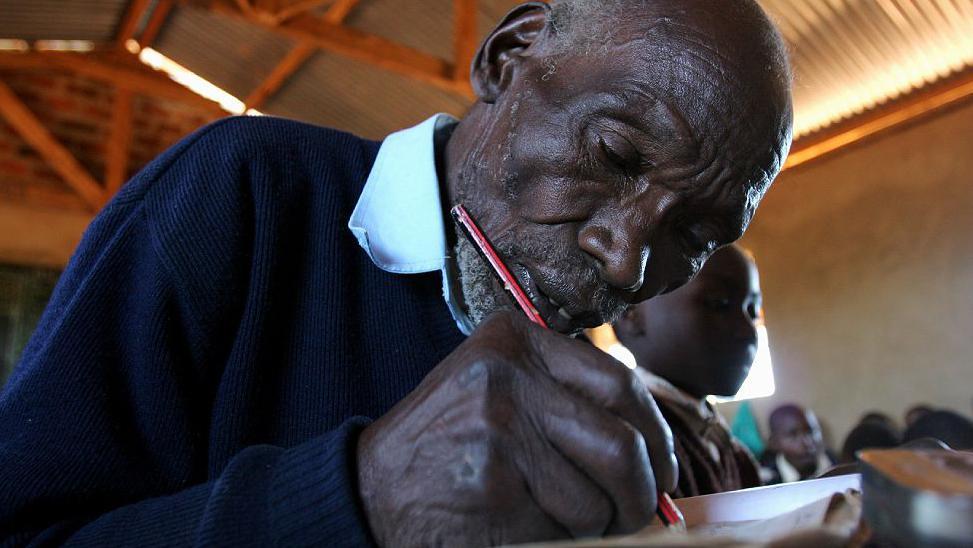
[0,265,59,385]
[719,100,973,447]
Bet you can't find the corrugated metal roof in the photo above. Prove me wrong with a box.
[761,0,973,137]
[153,5,296,100]
[264,48,471,139]
[2,0,971,141]
[324,0,519,62]
[0,0,129,42]
[343,0,454,60]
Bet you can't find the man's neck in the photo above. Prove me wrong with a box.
[441,104,493,209]
[434,117,459,251]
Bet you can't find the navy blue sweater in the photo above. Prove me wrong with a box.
[0,117,466,546]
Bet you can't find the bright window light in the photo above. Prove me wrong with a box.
[137,47,262,116]
[0,39,29,52]
[34,40,94,52]
[715,323,776,402]
[591,319,776,401]
[604,342,638,370]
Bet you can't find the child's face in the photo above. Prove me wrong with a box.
[772,411,825,470]
[618,246,761,398]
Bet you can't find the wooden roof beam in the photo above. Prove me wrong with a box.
[105,88,134,195]
[786,67,973,169]
[0,51,224,114]
[0,80,105,210]
[243,0,361,109]
[244,41,315,109]
[452,0,477,83]
[117,0,154,48]
[140,0,175,47]
[323,0,362,24]
[203,0,473,99]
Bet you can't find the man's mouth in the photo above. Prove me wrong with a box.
[511,264,601,334]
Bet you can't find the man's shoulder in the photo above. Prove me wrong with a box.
[114,116,381,205]
[126,116,382,270]
[130,116,384,209]
[188,115,381,166]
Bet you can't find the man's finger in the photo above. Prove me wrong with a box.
[514,432,613,538]
[526,324,678,493]
[523,373,657,534]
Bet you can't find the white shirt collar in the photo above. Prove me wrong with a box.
[776,451,832,483]
[348,114,475,335]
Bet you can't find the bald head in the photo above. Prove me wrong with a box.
[548,0,793,189]
[550,0,790,81]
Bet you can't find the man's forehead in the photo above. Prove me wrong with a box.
[563,9,790,175]
[568,45,777,190]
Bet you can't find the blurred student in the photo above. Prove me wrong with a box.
[904,403,935,428]
[761,404,835,484]
[840,413,902,463]
[614,245,762,498]
[859,411,898,431]
[904,409,973,450]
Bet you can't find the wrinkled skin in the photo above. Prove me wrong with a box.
[358,1,793,546]
[614,245,762,398]
[358,312,672,546]
[445,2,791,335]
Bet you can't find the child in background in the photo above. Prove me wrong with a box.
[761,404,835,483]
[613,245,763,497]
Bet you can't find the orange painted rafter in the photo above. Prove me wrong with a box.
[452,0,477,83]
[203,0,473,98]
[244,41,316,109]
[0,80,105,210]
[243,0,361,109]
[140,0,175,47]
[106,88,134,194]
[786,67,973,169]
[0,51,224,113]
[322,0,362,24]
[116,0,154,48]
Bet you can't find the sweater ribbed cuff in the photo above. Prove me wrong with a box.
[270,417,375,547]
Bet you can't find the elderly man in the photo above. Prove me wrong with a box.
[613,245,764,498]
[0,1,791,546]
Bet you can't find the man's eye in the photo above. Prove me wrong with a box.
[598,135,641,174]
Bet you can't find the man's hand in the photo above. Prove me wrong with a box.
[356,311,677,547]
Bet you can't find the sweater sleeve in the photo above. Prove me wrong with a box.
[0,118,376,547]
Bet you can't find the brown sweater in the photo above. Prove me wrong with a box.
[638,370,762,498]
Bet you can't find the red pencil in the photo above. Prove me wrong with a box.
[450,203,686,531]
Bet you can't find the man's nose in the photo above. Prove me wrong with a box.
[578,222,649,292]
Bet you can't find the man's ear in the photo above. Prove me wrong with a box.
[471,2,550,103]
